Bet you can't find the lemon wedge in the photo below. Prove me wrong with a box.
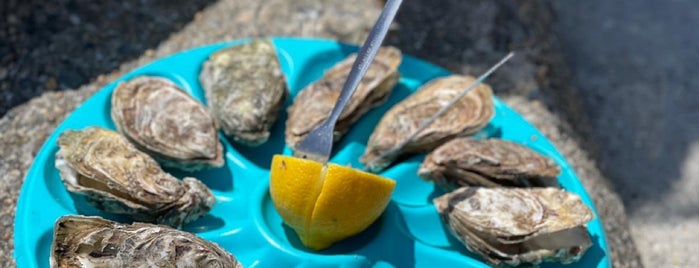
[269,155,396,250]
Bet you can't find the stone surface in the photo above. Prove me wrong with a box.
[0,0,217,117]
[1,0,643,267]
[550,0,699,266]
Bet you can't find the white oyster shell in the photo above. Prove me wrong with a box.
[51,215,242,268]
[419,138,560,189]
[111,76,224,171]
[55,127,215,228]
[199,39,287,146]
[434,187,594,266]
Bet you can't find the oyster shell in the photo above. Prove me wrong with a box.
[51,215,242,268]
[434,187,594,266]
[200,39,287,146]
[55,127,215,228]
[361,75,494,172]
[419,138,560,189]
[111,76,224,171]
[285,46,402,149]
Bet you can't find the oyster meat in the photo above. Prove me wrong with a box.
[419,138,560,189]
[111,76,224,171]
[285,46,402,149]
[55,127,215,228]
[200,39,287,146]
[434,187,594,266]
[51,215,242,268]
[361,75,494,172]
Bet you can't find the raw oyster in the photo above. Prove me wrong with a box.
[200,39,287,146]
[285,46,402,149]
[111,76,224,171]
[361,75,494,172]
[55,127,215,228]
[419,138,560,189]
[434,187,594,266]
[51,215,242,268]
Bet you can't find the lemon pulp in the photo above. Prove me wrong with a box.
[269,155,396,250]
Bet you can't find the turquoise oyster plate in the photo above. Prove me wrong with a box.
[15,37,610,268]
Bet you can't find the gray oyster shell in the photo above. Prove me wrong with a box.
[199,39,287,146]
[434,187,594,266]
[111,76,224,171]
[285,46,402,149]
[55,127,215,228]
[361,75,494,172]
[419,138,560,189]
[51,215,242,268]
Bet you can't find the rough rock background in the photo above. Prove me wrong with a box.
[550,1,699,266]
[0,0,217,117]
[5,0,694,267]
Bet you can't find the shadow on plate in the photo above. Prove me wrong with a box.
[227,110,288,170]
[70,192,137,224]
[36,228,54,268]
[70,189,225,233]
[183,214,226,233]
[426,184,449,204]
[279,202,417,267]
[163,158,234,192]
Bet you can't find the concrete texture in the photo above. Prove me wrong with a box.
[1,0,647,267]
[549,0,699,266]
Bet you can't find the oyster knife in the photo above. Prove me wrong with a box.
[293,0,403,164]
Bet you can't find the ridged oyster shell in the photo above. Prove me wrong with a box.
[434,187,594,266]
[419,138,560,189]
[361,75,494,172]
[55,127,215,228]
[200,39,287,146]
[285,46,402,149]
[51,215,242,268]
[111,76,224,171]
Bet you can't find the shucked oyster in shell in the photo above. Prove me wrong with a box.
[285,46,402,149]
[51,215,242,268]
[434,187,594,266]
[111,76,224,171]
[419,138,560,189]
[361,75,494,172]
[200,39,287,146]
[55,127,215,228]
